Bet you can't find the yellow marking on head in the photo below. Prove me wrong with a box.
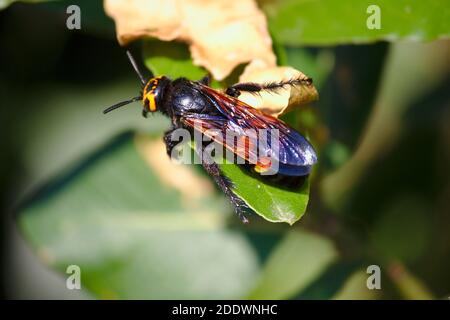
[144,76,162,94]
[146,92,157,111]
[143,76,163,112]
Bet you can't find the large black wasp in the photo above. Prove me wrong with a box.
[104,50,317,223]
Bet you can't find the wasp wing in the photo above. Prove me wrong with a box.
[182,85,317,176]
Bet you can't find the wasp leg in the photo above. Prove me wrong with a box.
[226,83,260,97]
[198,73,212,86]
[198,150,250,223]
[142,109,148,118]
[226,77,313,97]
[163,129,179,158]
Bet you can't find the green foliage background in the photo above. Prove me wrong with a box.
[0,0,449,299]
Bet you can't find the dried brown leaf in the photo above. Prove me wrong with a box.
[104,0,276,80]
[104,0,318,117]
[237,66,319,117]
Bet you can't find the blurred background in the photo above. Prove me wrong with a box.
[0,0,449,299]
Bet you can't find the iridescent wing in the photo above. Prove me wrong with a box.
[181,85,317,176]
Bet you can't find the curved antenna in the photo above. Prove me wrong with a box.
[103,96,141,114]
[126,50,149,86]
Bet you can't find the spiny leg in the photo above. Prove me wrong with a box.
[198,73,212,86]
[163,128,180,158]
[197,149,250,223]
[226,77,313,98]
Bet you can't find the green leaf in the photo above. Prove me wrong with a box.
[387,262,435,300]
[285,47,334,90]
[248,230,337,299]
[220,163,311,225]
[321,40,447,212]
[271,31,289,66]
[264,0,450,46]
[333,270,380,300]
[18,80,166,187]
[187,140,312,225]
[143,40,206,80]
[18,133,260,299]
[370,197,431,263]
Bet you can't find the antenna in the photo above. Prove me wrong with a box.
[126,50,149,86]
[103,96,141,114]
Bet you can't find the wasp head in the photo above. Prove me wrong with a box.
[103,50,171,116]
[142,76,170,113]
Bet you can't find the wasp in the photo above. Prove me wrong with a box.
[104,51,317,223]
